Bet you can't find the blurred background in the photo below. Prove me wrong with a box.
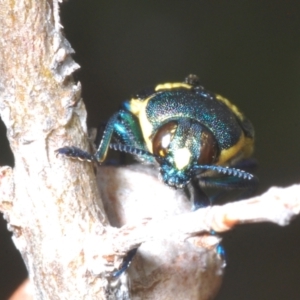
[1,1,300,299]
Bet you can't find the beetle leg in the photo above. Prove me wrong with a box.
[57,109,153,164]
[95,109,154,163]
[92,111,121,162]
[186,178,211,210]
[55,146,97,162]
[113,110,146,151]
[55,112,120,163]
[198,174,258,203]
[112,248,138,277]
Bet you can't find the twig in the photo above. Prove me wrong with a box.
[96,166,300,253]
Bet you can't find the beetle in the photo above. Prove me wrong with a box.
[57,74,257,210]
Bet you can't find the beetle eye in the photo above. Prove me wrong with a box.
[152,121,178,157]
[198,128,219,165]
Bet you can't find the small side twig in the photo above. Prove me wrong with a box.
[97,166,300,254]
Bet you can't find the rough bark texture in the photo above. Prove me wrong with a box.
[0,0,111,299]
[1,1,300,300]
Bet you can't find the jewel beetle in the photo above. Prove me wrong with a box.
[57,74,257,210]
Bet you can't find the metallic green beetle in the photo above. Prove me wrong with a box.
[58,74,257,209]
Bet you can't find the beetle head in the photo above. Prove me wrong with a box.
[152,119,219,188]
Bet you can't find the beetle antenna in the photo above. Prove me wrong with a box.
[109,143,158,160]
[192,165,254,180]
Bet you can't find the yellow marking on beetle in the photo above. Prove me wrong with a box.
[128,98,146,116]
[174,148,191,170]
[129,96,154,153]
[241,136,254,158]
[216,94,244,121]
[218,133,248,165]
[155,82,192,92]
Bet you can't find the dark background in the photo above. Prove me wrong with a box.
[1,1,300,299]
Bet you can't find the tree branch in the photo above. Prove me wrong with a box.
[0,0,111,298]
[1,1,300,300]
[97,165,300,247]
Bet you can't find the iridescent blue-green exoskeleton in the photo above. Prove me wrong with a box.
[57,74,257,210]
